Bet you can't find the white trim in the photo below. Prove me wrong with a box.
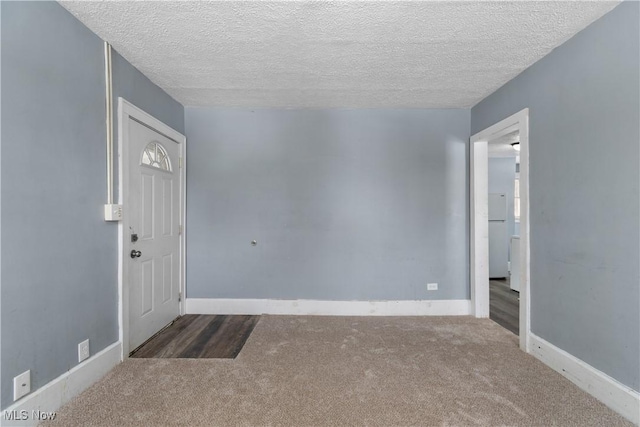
[118,98,187,358]
[1,343,121,427]
[469,139,489,318]
[180,120,187,317]
[186,299,471,316]
[529,333,640,424]
[470,108,531,352]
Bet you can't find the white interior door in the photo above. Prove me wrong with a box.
[127,119,181,351]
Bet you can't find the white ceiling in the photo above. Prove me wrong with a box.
[60,1,619,109]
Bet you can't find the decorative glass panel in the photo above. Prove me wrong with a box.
[141,141,172,172]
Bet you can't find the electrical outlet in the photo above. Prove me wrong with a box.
[13,370,30,401]
[78,339,90,363]
[427,283,438,291]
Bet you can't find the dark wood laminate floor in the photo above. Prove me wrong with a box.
[131,315,260,359]
[490,279,519,335]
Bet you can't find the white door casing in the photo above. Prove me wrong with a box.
[118,99,186,357]
[470,108,530,352]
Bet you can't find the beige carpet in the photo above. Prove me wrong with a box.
[45,316,631,426]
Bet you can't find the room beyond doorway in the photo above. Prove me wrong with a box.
[487,130,521,336]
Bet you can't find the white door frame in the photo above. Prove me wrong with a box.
[117,98,187,358]
[470,108,530,352]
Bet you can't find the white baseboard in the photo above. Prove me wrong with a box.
[529,333,639,425]
[1,342,121,427]
[186,298,471,316]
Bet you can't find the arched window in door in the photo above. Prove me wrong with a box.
[141,141,172,172]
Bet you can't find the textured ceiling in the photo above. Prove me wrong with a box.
[60,1,620,109]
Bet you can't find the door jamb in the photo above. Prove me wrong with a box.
[117,98,187,359]
[470,108,530,352]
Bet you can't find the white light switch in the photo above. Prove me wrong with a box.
[427,283,438,291]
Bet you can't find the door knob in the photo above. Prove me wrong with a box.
[130,250,142,259]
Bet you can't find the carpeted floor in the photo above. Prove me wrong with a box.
[45,316,631,426]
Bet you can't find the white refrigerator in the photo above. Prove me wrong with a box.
[488,193,509,278]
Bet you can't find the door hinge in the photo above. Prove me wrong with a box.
[179,157,183,169]
[178,292,182,302]
[178,224,183,235]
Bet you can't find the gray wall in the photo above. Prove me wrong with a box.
[472,2,639,391]
[488,157,517,238]
[186,108,470,301]
[0,1,184,409]
[111,50,185,201]
[112,53,184,135]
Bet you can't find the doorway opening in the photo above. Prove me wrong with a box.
[470,108,530,351]
[487,134,520,335]
[118,98,187,358]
